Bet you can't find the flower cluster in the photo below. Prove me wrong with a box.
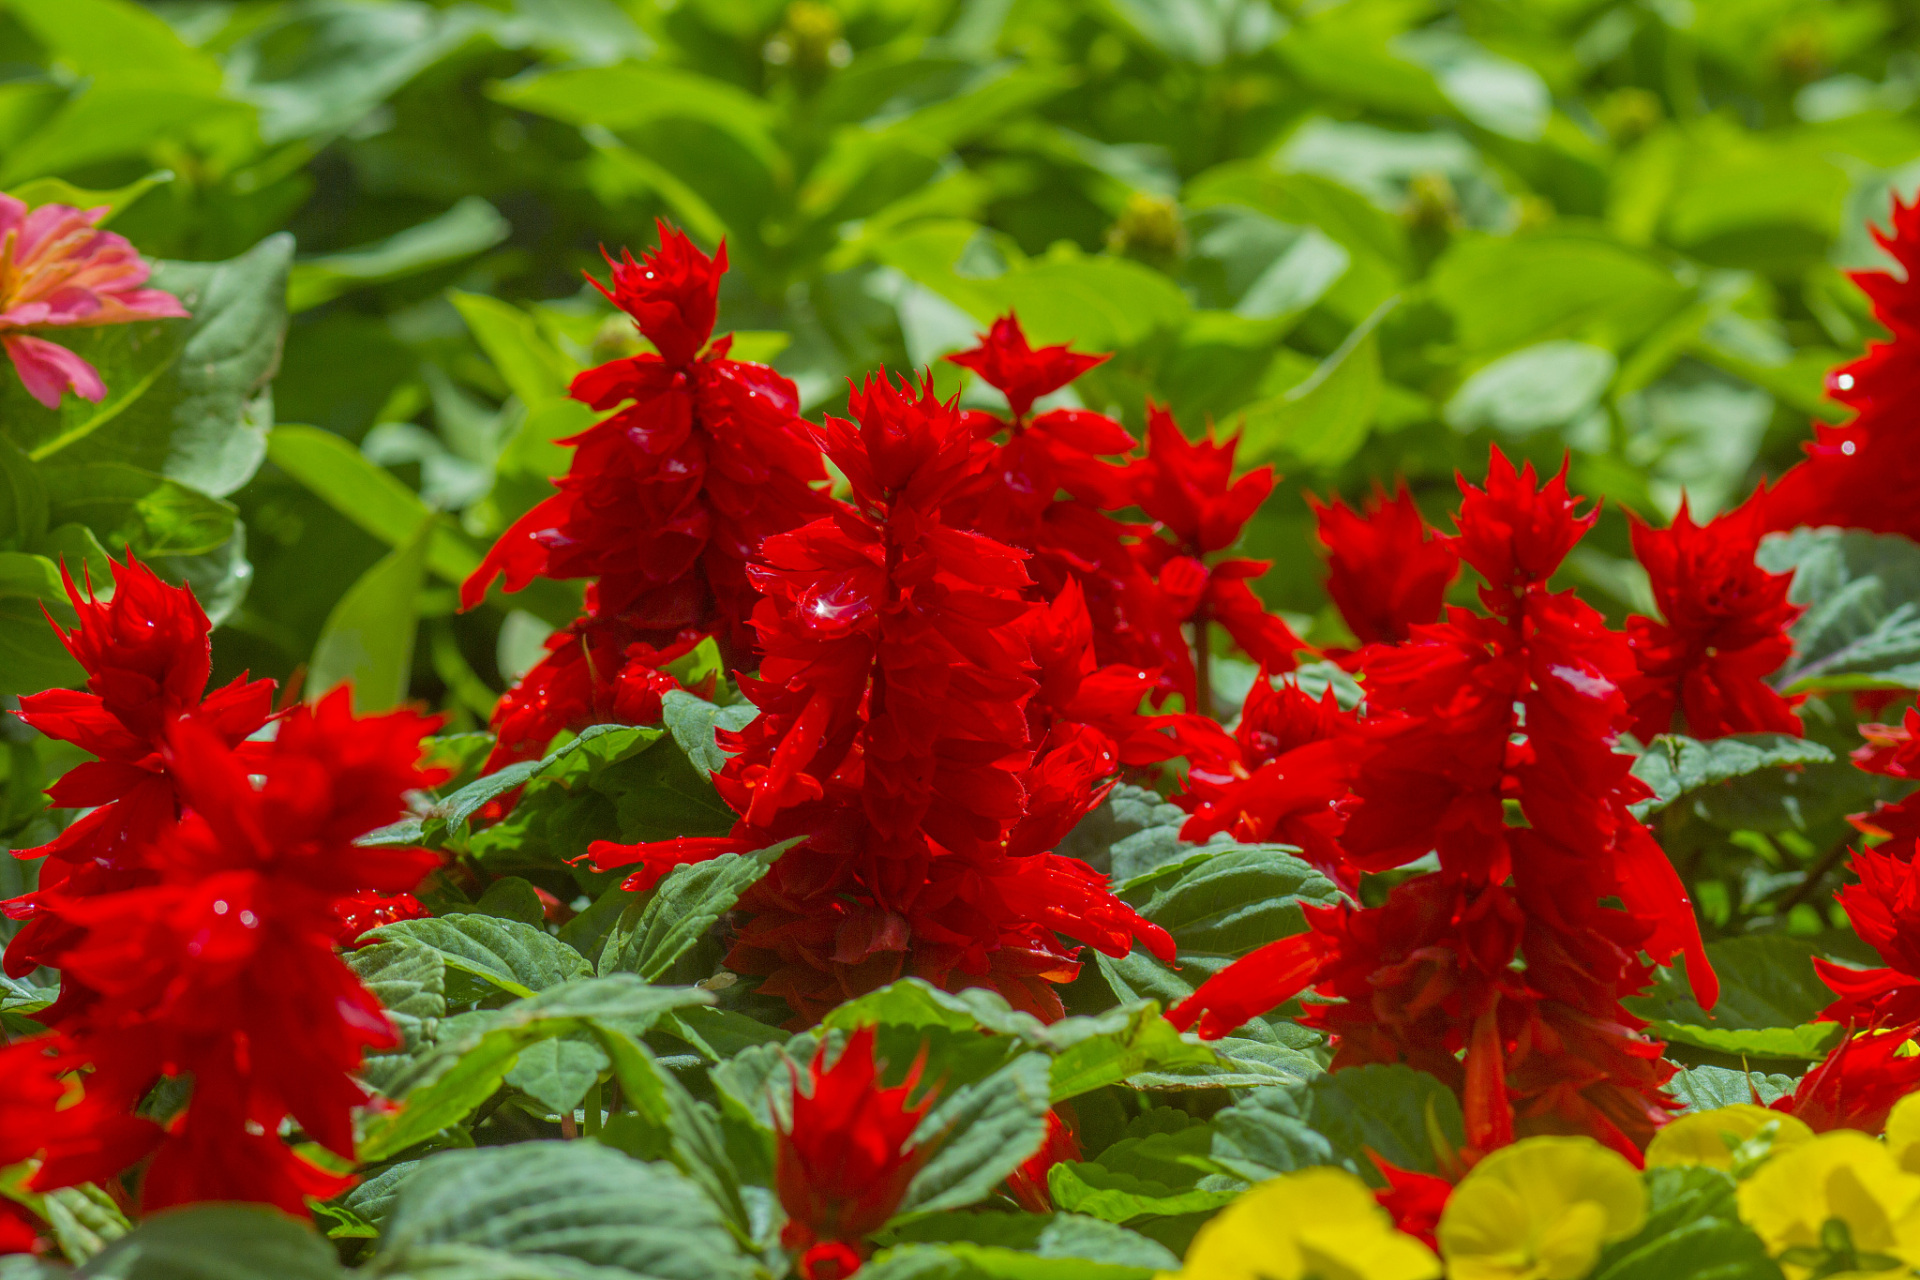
[1623,498,1802,741]
[2,557,445,1218]
[1170,454,1712,1157]
[461,223,832,772]
[1310,481,1458,651]
[0,194,188,408]
[589,372,1178,1021]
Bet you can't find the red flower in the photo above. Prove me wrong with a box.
[333,890,433,947]
[1130,405,1304,704]
[945,312,1108,420]
[0,1199,42,1256]
[1851,708,1920,847]
[1174,671,1359,886]
[20,688,447,1216]
[1775,1025,1920,1133]
[462,222,829,769]
[1370,1155,1453,1252]
[590,372,1171,1023]
[1311,481,1458,647]
[777,1026,933,1270]
[4,556,274,1001]
[0,195,188,407]
[1005,1109,1079,1214]
[1760,196,1920,541]
[1170,450,1710,1159]
[1624,499,1802,741]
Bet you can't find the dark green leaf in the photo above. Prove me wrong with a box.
[598,839,796,982]
[77,1206,340,1280]
[1759,529,1920,692]
[896,1053,1053,1218]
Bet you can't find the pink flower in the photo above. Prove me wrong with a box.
[0,196,188,409]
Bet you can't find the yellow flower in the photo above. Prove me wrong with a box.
[1437,1137,1646,1280]
[1645,1104,1815,1174]
[1739,1130,1920,1279]
[1163,1166,1440,1280]
[1885,1092,1920,1174]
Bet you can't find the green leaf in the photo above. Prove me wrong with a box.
[38,1184,129,1264]
[7,171,172,224]
[896,1053,1053,1219]
[449,291,583,409]
[346,940,447,1095]
[1048,1140,1236,1223]
[0,87,240,189]
[1445,341,1617,437]
[1759,528,1920,692]
[1629,936,1843,1062]
[1211,1064,1466,1186]
[308,514,434,712]
[437,722,664,836]
[265,426,481,586]
[358,977,710,1162]
[1236,299,1390,468]
[1589,1166,1782,1280]
[77,1205,341,1280]
[1668,1065,1799,1112]
[660,689,758,781]
[591,1026,749,1233]
[0,439,48,551]
[372,915,592,1001]
[289,199,511,313]
[1426,234,1688,358]
[371,1142,753,1280]
[599,839,796,982]
[505,1036,611,1115]
[2,236,291,500]
[1630,734,1838,818]
[8,0,222,93]
[38,463,236,559]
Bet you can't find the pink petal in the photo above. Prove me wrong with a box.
[4,334,105,407]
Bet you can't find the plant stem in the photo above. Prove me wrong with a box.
[584,1078,604,1138]
[1777,836,1857,916]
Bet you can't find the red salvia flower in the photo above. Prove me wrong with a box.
[1624,498,1802,741]
[942,316,1166,683]
[462,221,829,771]
[1170,449,1712,1159]
[4,556,274,1004]
[1311,481,1458,647]
[16,688,448,1216]
[1775,1025,1920,1134]
[776,1026,933,1274]
[1130,405,1304,704]
[1370,1155,1453,1253]
[0,195,188,407]
[945,312,1108,420]
[1760,195,1920,541]
[1851,708,1920,846]
[590,372,1171,1022]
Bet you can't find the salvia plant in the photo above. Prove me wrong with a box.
[4,3,1920,1280]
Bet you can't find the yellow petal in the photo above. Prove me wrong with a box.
[1173,1167,1439,1280]
[1439,1137,1645,1280]
[1647,1104,1815,1171]
[1886,1092,1920,1174]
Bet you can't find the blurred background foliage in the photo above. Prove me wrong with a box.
[1,0,1917,943]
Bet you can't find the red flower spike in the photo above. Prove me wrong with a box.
[15,685,446,1217]
[1850,708,1920,847]
[1775,1025,1920,1133]
[945,313,1108,420]
[1452,450,1594,602]
[461,222,829,771]
[1311,481,1459,646]
[1760,195,1920,541]
[592,368,1168,1022]
[776,1026,934,1260]
[588,219,723,368]
[1135,404,1273,556]
[1624,498,1803,741]
[5,554,274,993]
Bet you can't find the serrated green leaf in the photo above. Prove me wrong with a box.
[1668,1065,1799,1112]
[1648,1019,1841,1061]
[895,1052,1052,1219]
[372,915,591,1000]
[371,1143,751,1280]
[660,689,758,781]
[357,977,710,1162]
[599,839,796,982]
[1211,1063,1465,1186]
[77,1205,341,1280]
[1630,733,1837,818]
[1760,528,1920,691]
[1589,1166,1781,1280]
[39,463,236,559]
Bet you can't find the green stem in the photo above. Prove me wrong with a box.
[583,1078,604,1139]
